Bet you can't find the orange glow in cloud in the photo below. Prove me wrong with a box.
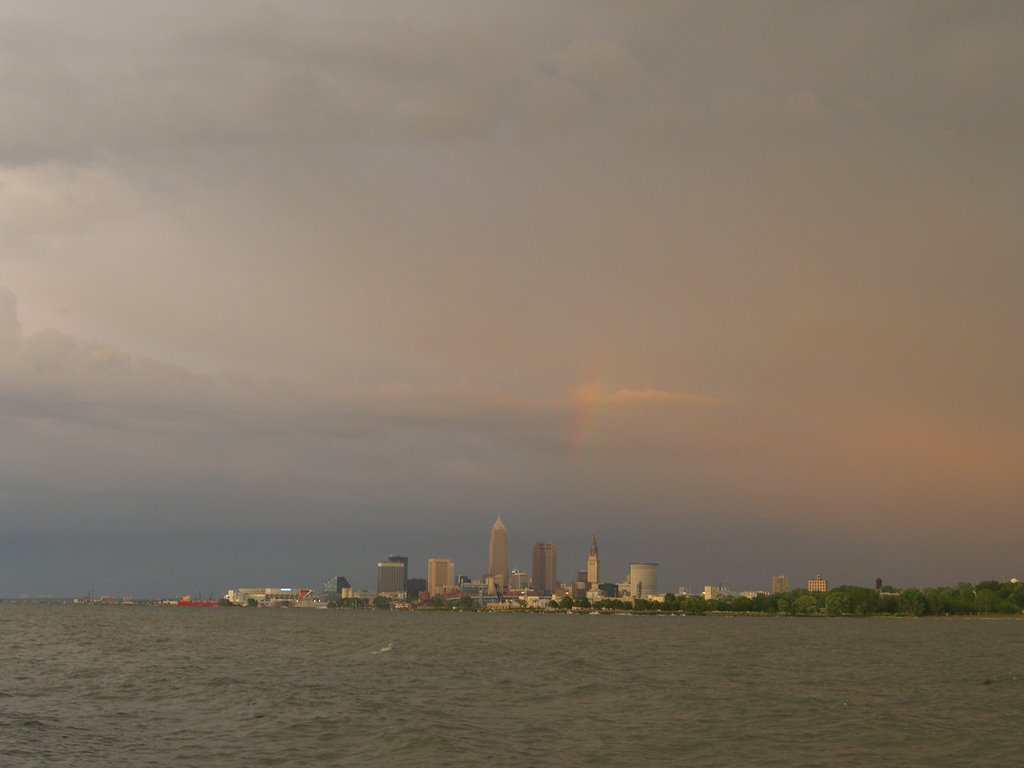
[569,379,727,454]
[605,389,727,405]
[569,378,606,455]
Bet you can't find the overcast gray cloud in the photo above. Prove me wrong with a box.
[1,2,1022,597]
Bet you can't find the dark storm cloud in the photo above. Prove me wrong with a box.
[0,2,1022,596]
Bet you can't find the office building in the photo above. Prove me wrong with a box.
[629,563,659,599]
[771,575,790,594]
[587,534,600,588]
[488,516,509,591]
[427,558,454,597]
[808,574,828,592]
[406,577,426,601]
[388,554,408,590]
[323,576,351,597]
[599,582,619,599]
[532,541,557,594]
[377,561,406,598]
[573,570,588,598]
[509,570,530,591]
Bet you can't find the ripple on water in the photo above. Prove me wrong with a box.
[2,607,1024,767]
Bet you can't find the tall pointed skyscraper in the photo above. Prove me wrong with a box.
[488,516,509,591]
[587,534,600,589]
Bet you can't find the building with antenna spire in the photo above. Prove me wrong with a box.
[487,516,509,592]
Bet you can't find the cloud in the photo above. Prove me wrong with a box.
[0,287,20,347]
[1,4,1023,595]
[605,388,729,406]
[556,38,641,94]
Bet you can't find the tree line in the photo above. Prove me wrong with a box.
[583,580,1024,616]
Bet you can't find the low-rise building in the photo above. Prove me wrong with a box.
[808,574,829,592]
[703,584,734,601]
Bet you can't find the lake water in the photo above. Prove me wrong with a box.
[1,604,1021,767]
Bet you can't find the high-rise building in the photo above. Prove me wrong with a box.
[771,575,790,594]
[532,541,557,594]
[406,577,426,600]
[808,574,828,592]
[377,561,406,597]
[388,554,408,590]
[587,534,600,588]
[488,516,509,591]
[427,558,454,597]
[629,563,659,599]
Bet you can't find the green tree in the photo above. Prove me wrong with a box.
[898,588,925,616]
[974,589,998,613]
[682,596,707,614]
[372,596,391,609]
[825,592,850,616]
[793,595,818,615]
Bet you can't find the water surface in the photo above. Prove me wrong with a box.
[1,605,1020,767]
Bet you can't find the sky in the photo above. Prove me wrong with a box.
[1,2,1022,598]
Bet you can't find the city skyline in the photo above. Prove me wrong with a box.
[1,3,1022,598]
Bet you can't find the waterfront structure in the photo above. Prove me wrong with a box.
[532,541,557,594]
[629,563,659,599]
[226,587,314,606]
[377,561,406,598]
[460,581,487,599]
[771,575,790,594]
[509,570,530,591]
[427,558,455,597]
[808,574,828,592]
[587,534,600,588]
[487,516,509,591]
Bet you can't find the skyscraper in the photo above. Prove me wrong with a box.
[388,554,409,591]
[587,534,600,588]
[771,575,790,594]
[532,541,557,594]
[487,516,509,591]
[427,558,454,597]
[376,561,405,597]
[629,562,659,599]
[808,574,828,592]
